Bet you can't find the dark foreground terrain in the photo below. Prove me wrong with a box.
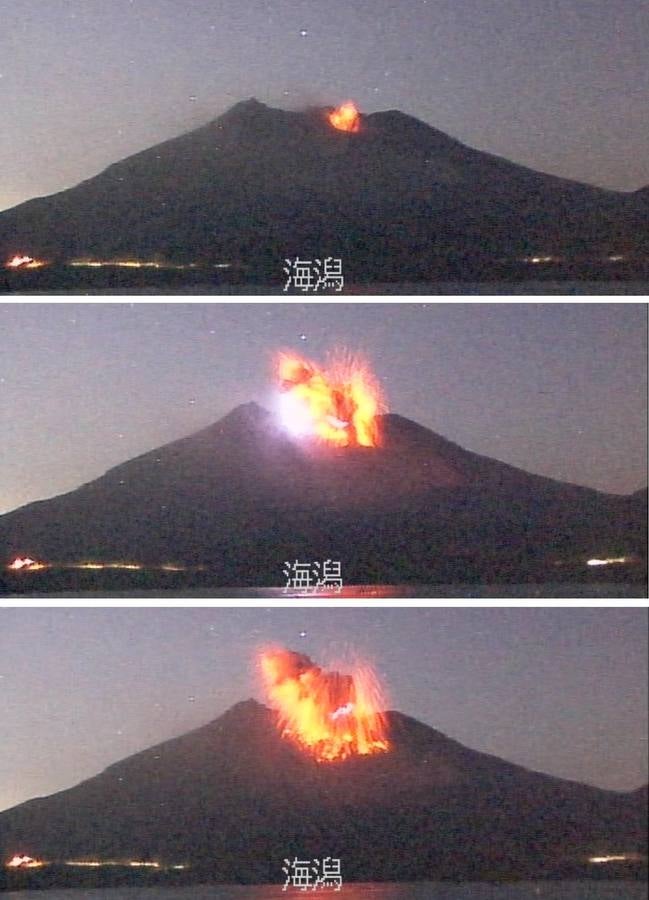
[3,260,649,295]
[1,98,648,288]
[1,404,646,595]
[1,701,646,890]
[2,566,646,600]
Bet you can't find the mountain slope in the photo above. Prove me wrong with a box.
[0,700,645,881]
[0,99,641,281]
[1,403,644,584]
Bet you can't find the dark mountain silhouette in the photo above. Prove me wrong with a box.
[0,699,645,884]
[1,403,645,587]
[0,98,644,284]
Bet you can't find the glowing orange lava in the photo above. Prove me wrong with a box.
[260,648,389,762]
[328,101,360,133]
[276,350,384,447]
[6,255,45,269]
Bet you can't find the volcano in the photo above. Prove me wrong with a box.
[0,98,646,285]
[0,699,646,886]
[1,403,645,588]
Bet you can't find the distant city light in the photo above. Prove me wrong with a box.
[6,559,195,573]
[7,557,47,571]
[68,259,227,270]
[523,255,556,264]
[69,259,162,269]
[66,860,104,867]
[5,254,46,270]
[587,556,628,567]
[6,855,45,868]
[6,855,187,871]
[64,859,182,869]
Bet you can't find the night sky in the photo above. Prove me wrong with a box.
[1,302,647,515]
[2,0,648,213]
[0,606,646,812]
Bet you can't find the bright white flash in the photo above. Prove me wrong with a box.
[278,392,315,437]
[330,702,354,721]
[325,414,349,430]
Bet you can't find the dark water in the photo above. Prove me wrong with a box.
[286,282,649,295]
[6,584,647,599]
[13,281,649,295]
[2,882,645,899]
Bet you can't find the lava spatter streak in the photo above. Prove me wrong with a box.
[260,648,389,762]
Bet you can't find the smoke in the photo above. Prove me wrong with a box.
[328,101,361,132]
[259,648,389,762]
[275,349,385,447]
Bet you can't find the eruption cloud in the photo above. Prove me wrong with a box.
[259,648,390,762]
[328,101,361,132]
[276,349,385,447]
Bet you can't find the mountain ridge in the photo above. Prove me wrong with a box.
[4,402,641,519]
[1,404,645,585]
[1,99,645,283]
[0,698,645,883]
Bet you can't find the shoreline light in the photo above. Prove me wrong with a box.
[587,556,628,567]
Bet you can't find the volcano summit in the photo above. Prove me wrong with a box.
[0,699,646,887]
[1,403,645,593]
[1,98,647,288]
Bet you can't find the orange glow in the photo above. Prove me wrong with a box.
[7,255,33,268]
[6,255,45,269]
[8,557,35,570]
[69,259,161,269]
[66,860,105,867]
[260,648,389,762]
[328,101,361,132]
[276,350,384,447]
[69,259,202,270]
[6,855,44,869]
[8,558,187,573]
[7,557,47,571]
[64,859,184,870]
